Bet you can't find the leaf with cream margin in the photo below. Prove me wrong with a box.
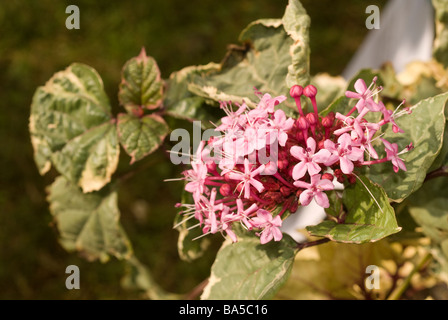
[188,0,310,116]
[47,176,132,262]
[163,63,222,128]
[30,63,119,192]
[201,233,297,300]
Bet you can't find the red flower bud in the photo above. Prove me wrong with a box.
[303,84,317,98]
[306,112,318,126]
[289,199,299,213]
[280,186,291,197]
[322,115,334,128]
[297,117,309,130]
[321,173,334,181]
[290,85,303,98]
[220,183,232,197]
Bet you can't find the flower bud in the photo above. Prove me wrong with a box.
[295,130,304,141]
[317,139,325,150]
[347,174,356,184]
[303,84,317,98]
[277,158,289,170]
[280,186,291,197]
[289,199,299,213]
[220,183,232,197]
[306,112,318,126]
[321,173,334,181]
[322,115,334,128]
[297,117,309,130]
[290,85,303,98]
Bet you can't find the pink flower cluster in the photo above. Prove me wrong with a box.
[175,78,413,244]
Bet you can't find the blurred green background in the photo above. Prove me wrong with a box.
[0,0,386,299]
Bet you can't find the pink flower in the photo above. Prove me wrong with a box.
[227,158,265,199]
[248,93,286,120]
[334,112,380,159]
[250,209,283,244]
[236,125,269,156]
[197,188,223,231]
[217,206,239,242]
[293,174,334,208]
[381,138,407,172]
[345,78,380,113]
[324,134,364,174]
[268,109,294,146]
[290,137,331,180]
[183,162,208,198]
[236,199,258,230]
[215,101,247,131]
[381,107,404,133]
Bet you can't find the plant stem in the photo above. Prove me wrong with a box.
[185,278,209,300]
[424,166,448,182]
[296,238,330,251]
[387,252,432,300]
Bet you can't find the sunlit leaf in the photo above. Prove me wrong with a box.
[201,233,297,300]
[307,176,401,243]
[276,240,406,300]
[433,0,448,68]
[364,92,448,202]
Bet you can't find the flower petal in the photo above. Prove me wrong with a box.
[292,161,307,180]
[315,191,330,208]
[340,156,354,174]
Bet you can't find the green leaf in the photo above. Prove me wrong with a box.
[408,178,448,244]
[119,47,164,112]
[433,0,448,68]
[52,122,119,193]
[201,233,297,300]
[275,240,406,300]
[47,176,132,262]
[188,0,310,116]
[429,122,448,172]
[324,190,344,219]
[281,0,311,88]
[307,176,401,243]
[29,63,119,192]
[117,113,169,164]
[364,92,448,202]
[163,63,222,128]
[407,177,448,277]
[121,256,183,300]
